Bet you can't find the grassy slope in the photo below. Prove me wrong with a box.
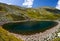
[0,3,60,41]
[0,3,60,22]
[0,26,23,41]
[53,38,60,41]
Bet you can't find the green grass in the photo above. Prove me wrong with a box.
[0,3,60,22]
[53,38,60,41]
[0,26,23,41]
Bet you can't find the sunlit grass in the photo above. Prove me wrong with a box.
[0,26,23,41]
[53,38,60,41]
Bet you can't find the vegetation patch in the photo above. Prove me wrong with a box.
[0,26,23,41]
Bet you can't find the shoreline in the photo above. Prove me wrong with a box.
[0,20,60,41]
[10,21,60,41]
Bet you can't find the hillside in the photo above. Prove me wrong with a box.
[0,3,60,22]
[0,26,23,41]
[0,3,60,41]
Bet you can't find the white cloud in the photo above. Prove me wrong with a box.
[22,0,34,8]
[6,3,12,5]
[56,0,60,10]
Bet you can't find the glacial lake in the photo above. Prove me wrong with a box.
[2,21,58,35]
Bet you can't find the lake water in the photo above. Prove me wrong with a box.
[2,21,58,35]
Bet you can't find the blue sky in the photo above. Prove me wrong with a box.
[0,0,24,6]
[33,0,58,8]
[0,0,59,8]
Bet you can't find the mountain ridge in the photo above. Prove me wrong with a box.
[0,3,60,22]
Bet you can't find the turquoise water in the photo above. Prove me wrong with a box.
[2,21,58,35]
